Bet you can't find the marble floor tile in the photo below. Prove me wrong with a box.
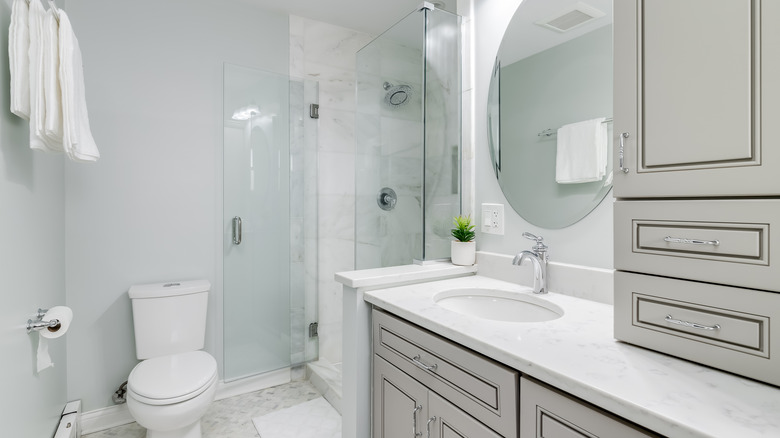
[252,397,340,438]
[84,381,322,438]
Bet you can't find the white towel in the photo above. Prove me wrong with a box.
[59,10,100,162]
[43,8,63,145]
[29,0,62,152]
[9,0,31,119]
[555,117,608,184]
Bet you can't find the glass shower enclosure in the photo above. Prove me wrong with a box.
[355,5,461,269]
[222,64,318,381]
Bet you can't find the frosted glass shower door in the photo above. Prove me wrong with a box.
[223,64,317,381]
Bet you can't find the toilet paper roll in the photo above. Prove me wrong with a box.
[40,306,73,339]
[36,306,72,373]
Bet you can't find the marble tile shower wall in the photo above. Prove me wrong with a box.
[355,36,425,269]
[290,16,373,365]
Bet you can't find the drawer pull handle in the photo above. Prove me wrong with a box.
[412,355,438,372]
[665,315,721,331]
[619,132,630,173]
[664,236,720,246]
[413,405,423,437]
[426,416,436,438]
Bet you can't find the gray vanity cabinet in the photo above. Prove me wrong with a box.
[372,309,665,438]
[373,355,503,438]
[519,378,658,438]
[372,309,518,438]
[613,0,780,387]
[613,0,780,198]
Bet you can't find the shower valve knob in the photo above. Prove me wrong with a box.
[377,187,397,211]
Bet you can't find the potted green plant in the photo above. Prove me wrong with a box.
[451,215,476,266]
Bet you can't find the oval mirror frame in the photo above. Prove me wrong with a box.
[487,0,613,229]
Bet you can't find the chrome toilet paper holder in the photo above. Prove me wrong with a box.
[27,308,61,334]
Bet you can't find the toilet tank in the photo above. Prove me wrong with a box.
[128,280,211,360]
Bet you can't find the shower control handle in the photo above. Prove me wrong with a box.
[377,187,397,211]
[232,216,242,245]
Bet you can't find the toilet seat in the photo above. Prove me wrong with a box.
[128,351,217,406]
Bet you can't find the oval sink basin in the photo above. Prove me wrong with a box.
[433,288,563,323]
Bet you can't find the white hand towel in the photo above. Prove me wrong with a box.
[9,0,31,119]
[28,0,62,152]
[43,8,63,145]
[59,10,100,162]
[555,117,608,184]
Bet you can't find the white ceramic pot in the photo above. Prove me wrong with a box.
[451,241,476,266]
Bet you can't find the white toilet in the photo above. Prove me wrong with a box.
[127,280,218,438]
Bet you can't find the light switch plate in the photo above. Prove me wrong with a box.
[481,203,504,235]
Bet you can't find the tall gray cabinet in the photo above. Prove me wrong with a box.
[613,0,780,386]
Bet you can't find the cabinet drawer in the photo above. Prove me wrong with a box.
[615,271,780,386]
[373,309,518,437]
[615,199,780,292]
[520,377,659,438]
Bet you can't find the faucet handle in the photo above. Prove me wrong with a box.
[523,232,544,244]
[523,232,548,252]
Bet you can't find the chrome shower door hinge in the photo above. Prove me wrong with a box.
[309,104,320,119]
[309,322,319,338]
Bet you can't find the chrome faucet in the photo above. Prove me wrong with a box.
[512,232,549,294]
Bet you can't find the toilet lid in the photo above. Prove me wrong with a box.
[128,351,217,403]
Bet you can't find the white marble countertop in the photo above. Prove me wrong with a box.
[363,275,780,438]
[334,261,477,289]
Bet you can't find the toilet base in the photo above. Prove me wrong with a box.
[146,420,201,438]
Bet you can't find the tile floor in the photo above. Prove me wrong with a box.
[84,381,322,438]
[253,397,341,438]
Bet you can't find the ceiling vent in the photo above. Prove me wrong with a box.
[536,2,606,33]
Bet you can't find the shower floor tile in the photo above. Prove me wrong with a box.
[84,381,322,438]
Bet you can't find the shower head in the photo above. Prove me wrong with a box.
[383,82,413,108]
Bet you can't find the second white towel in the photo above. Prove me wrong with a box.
[59,10,100,162]
[555,117,607,184]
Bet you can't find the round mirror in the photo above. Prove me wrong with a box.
[487,0,613,229]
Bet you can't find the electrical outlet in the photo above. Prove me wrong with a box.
[481,203,504,235]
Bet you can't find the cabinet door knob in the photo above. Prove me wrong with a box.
[619,132,630,173]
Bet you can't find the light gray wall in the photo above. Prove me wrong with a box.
[473,0,614,269]
[0,1,67,435]
[63,0,289,411]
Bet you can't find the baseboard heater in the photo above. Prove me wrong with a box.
[53,400,81,438]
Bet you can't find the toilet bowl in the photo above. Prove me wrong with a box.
[127,350,218,438]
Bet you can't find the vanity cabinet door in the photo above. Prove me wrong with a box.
[520,377,659,438]
[374,355,429,438]
[428,392,503,438]
[613,0,780,197]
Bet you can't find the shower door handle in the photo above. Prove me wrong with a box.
[232,216,242,245]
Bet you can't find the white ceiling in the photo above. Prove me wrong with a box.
[500,0,613,65]
[236,0,458,36]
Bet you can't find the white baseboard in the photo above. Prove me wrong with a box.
[81,367,292,435]
[80,404,133,436]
